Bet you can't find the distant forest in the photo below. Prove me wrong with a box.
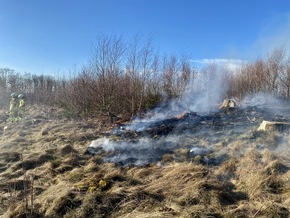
[1,34,289,118]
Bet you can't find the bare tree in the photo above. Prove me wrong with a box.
[265,48,285,95]
[162,55,180,98]
[279,56,290,100]
[145,54,162,109]
[125,35,141,114]
[177,55,193,95]
[138,36,154,111]
[89,33,125,113]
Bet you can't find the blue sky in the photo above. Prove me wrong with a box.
[0,0,290,75]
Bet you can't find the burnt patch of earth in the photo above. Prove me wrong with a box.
[86,106,290,166]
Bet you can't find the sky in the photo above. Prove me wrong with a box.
[0,0,290,75]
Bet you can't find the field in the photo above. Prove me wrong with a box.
[1,105,290,218]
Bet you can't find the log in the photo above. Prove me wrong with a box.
[258,120,290,131]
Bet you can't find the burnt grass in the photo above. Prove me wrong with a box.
[1,106,290,217]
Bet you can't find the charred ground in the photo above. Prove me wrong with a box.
[1,105,290,217]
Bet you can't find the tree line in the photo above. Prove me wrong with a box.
[1,34,289,119]
[228,48,290,99]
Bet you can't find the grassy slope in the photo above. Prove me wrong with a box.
[1,107,290,218]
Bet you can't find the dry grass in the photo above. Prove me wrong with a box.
[1,107,290,217]
[235,149,285,200]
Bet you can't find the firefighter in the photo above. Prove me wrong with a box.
[17,94,26,121]
[9,93,18,122]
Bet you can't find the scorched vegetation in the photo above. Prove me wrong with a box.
[1,35,290,217]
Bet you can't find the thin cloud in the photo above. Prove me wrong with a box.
[249,13,290,58]
[191,58,246,71]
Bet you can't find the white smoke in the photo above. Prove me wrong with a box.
[241,92,284,108]
[181,65,228,113]
[89,136,180,151]
[126,63,230,132]
[88,136,182,166]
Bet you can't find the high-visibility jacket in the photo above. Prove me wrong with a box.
[19,99,25,109]
[10,97,18,111]
[9,97,18,122]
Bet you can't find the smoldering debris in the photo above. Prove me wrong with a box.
[86,135,222,166]
[87,136,178,166]
[189,146,213,156]
[86,96,290,166]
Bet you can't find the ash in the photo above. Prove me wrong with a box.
[86,103,290,166]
